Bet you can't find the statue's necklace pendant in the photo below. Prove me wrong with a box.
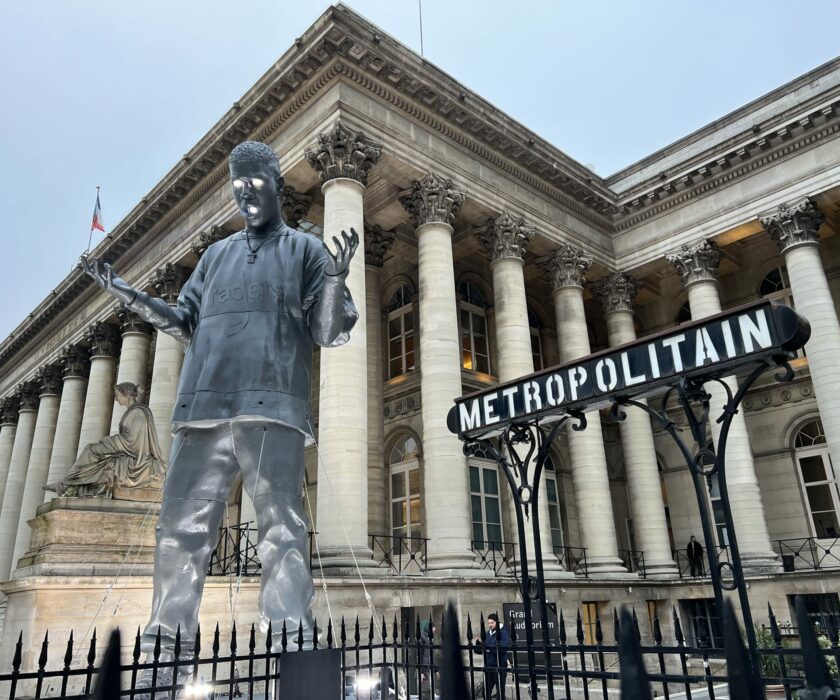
[246,253,257,264]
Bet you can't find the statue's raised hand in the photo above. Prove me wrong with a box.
[323,228,359,278]
[79,255,137,306]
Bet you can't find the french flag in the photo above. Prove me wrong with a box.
[91,190,105,233]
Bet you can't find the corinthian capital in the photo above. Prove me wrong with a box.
[591,272,640,314]
[281,186,313,229]
[60,344,91,379]
[306,120,382,186]
[17,380,41,412]
[399,172,465,228]
[475,212,535,263]
[667,240,720,287]
[538,244,594,290]
[85,322,121,359]
[1,396,20,425]
[116,307,153,336]
[760,198,823,253]
[151,263,189,305]
[364,223,395,268]
[36,365,63,397]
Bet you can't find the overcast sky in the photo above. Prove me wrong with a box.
[2,1,839,340]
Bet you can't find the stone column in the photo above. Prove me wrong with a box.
[110,307,153,432]
[0,398,20,512]
[540,245,626,575]
[365,223,395,540]
[668,240,776,571]
[44,345,90,500]
[762,199,840,477]
[400,172,477,573]
[76,322,121,455]
[306,121,382,570]
[592,273,678,578]
[0,383,40,580]
[476,213,569,576]
[147,263,189,457]
[13,366,63,568]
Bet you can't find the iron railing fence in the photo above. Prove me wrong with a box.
[617,548,646,578]
[471,541,519,578]
[206,523,318,577]
[553,544,588,576]
[672,545,732,580]
[369,533,428,575]
[777,536,840,572]
[1,603,838,699]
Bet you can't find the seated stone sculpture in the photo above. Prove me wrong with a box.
[48,382,165,497]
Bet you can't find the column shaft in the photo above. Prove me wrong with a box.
[315,178,373,568]
[110,332,151,432]
[77,355,117,456]
[0,423,17,516]
[147,329,184,458]
[44,376,87,499]
[0,408,38,579]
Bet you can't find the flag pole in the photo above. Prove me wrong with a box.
[86,186,101,255]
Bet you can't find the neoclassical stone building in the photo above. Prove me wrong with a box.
[0,4,839,660]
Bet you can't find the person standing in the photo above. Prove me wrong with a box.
[687,535,705,576]
[476,612,510,699]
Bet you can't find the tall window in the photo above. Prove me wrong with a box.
[528,308,544,371]
[545,455,566,550]
[707,472,729,547]
[387,284,415,379]
[459,281,491,374]
[794,419,840,538]
[468,443,503,548]
[389,434,422,550]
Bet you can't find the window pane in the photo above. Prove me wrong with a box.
[814,511,840,538]
[404,333,414,354]
[409,468,420,495]
[549,507,561,531]
[546,478,558,504]
[389,337,403,358]
[473,523,484,546]
[807,485,835,512]
[473,314,486,335]
[392,472,405,498]
[471,495,483,521]
[410,497,421,524]
[483,468,498,495]
[800,456,828,483]
[389,318,402,338]
[392,502,405,529]
[485,497,501,525]
[470,466,480,492]
[404,312,413,331]
[460,309,470,329]
[475,354,489,374]
[474,334,487,357]
[389,358,403,378]
[406,351,415,371]
[551,528,564,549]
[486,524,502,546]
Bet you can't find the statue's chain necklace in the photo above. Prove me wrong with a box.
[245,231,273,263]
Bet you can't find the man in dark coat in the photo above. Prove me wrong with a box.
[687,535,705,577]
[476,612,511,699]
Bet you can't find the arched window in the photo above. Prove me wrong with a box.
[389,434,422,550]
[759,266,792,301]
[528,308,544,371]
[386,284,415,379]
[794,419,840,538]
[545,455,568,550]
[469,441,503,548]
[459,281,491,374]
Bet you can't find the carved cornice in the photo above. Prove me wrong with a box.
[17,380,40,412]
[85,322,121,359]
[36,365,63,397]
[364,223,395,267]
[60,344,90,379]
[190,225,232,259]
[151,263,189,305]
[1,396,20,425]
[666,240,721,287]
[475,212,535,263]
[760,198,823,253]
[591,272,640,314]
[116,307,153,337]
[282,186,313,229]
[399,172,465,228]
[538,244,594,290]
[306,120,383,186]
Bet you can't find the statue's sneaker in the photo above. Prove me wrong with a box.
[133,665,194,699]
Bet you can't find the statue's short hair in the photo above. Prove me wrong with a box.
[229,141,282,176]
[114,382,141,400]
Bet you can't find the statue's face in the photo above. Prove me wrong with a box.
[230,160,282,233]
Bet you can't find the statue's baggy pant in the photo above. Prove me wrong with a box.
[141,421,314,654]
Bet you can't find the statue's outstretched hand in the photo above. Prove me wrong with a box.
[323,228,359,278]
[80,255,136,305]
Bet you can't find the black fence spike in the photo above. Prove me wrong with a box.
[174,623,182,660]
[92,629,121,700]
[415,614,421,642]
[212,622,220,657]
[479,613,486,641]
[653,616,663,646]
[38,629,49,670]
[768,603,782,646]
[672,606,684,645]
[595,610,604,645]
[618,607,653,700]
[194,623,202,657]
[392,615,398,643]
[265,621,272,654]
[88,628,98,667]
[152,626,161,662]
[249,623,256,654]
[440,602,470,700]
[313,618,319,650]
[339,617,346,647]
[559,609,567,644]
[327,619,334,649]
[795,596,836,693]
[281,620,288,652]
[576,609,585,644]
[613,608,620,644]
[231,621,238,653]
[722,599,763,700]
[466,613,473,641]
[297,619,304,651]
[381,616,387,644]
[12,631,22,671]
[65,629,75,669]
[132,627,141,664]
[632,608,642,643]
[355,616,361,645]
[369,616,375,644]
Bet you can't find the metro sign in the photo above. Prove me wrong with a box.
[448,300,810,440]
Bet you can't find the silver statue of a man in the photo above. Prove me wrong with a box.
[82,141,358,658]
